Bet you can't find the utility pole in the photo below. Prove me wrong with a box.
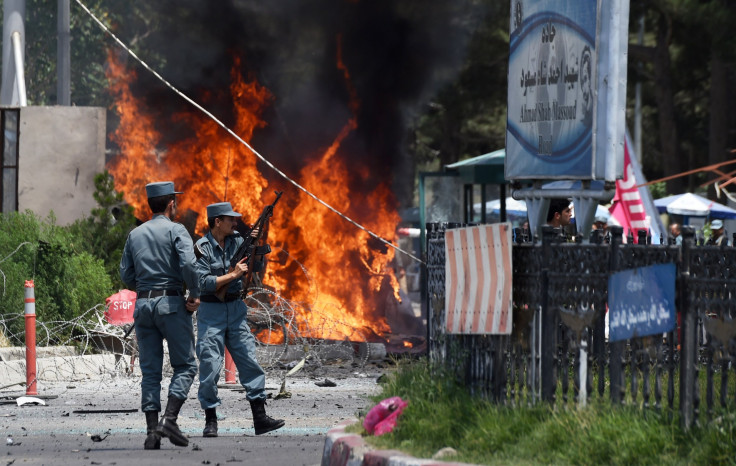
[1,0,27,106]
[58,0,71,105]
[634,15,644,164]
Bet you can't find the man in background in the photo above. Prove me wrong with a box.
[546,198,572,229]
[592,215,608,232]
[708,219,728,246]
[669,223,682,245]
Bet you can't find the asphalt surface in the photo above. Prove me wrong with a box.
[0,359,384,466]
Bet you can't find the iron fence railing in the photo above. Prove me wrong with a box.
[425,223,736,429]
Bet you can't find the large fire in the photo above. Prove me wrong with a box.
[106,50,401,343]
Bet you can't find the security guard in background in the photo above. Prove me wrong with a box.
[194,202,284,437]
[120,181,201,450]
[708,219,729,246]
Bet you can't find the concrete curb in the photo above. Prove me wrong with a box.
[321,419,476,466]
[0,354,119,387]
[0,346,78,361]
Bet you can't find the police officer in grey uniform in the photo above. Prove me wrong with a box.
[194,202,284,437]
[120,181,201,450]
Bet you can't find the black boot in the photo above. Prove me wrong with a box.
[249,398,284,435]
[203,408,218,437]
[156,395,189,447]
[143,411,160,450]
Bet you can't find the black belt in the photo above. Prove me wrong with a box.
[137,289,182,299]
[200,294,241,303]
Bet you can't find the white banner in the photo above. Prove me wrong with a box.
[444,224,513,335]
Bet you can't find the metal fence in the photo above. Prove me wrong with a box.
[425,223,736,429]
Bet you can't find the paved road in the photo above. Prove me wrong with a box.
[0,361,382,466]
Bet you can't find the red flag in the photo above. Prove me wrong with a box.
[609,140,649,241]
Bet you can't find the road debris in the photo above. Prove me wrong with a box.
[16,396,46,407]
[315,379,336,387]
[88,432,110,442]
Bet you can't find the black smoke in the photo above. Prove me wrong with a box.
[116,0,488,207]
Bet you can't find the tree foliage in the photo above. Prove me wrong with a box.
[409,2,510,170]
[9,0,736,202]
[0,211,113,345]
[629,0,736,195]
[67,171,137,291]
[12,0,166,106]
[0,170,137,345]
[411,0,736,200]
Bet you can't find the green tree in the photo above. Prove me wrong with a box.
[0,211,113,345]
[68,171,137,290]
[409,1,510,170]
[6,0,166,106]
[628,0,736,196]
[409,0,736,201]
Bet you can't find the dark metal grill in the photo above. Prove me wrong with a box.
[425,223,736,430]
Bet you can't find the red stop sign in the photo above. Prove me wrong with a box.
[104,289,136,325]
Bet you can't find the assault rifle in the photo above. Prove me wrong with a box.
[215,191,283,301]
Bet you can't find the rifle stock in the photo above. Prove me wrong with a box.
[215,191,283,302]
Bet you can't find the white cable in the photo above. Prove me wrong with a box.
[73,0,424,265]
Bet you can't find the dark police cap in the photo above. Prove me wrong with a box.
[206,202,242,218]
[145,181,182,199]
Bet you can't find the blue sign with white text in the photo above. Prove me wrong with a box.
[506,0,600,179]
[608,263,676,342]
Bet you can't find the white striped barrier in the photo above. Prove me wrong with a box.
[444,223,513,335]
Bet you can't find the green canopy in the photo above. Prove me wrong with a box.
[418,148,509,262]
[444,148,506,185]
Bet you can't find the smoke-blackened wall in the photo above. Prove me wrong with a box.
[115,0,486,207]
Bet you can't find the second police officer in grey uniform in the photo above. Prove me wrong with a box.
[194,202,284,437]
[120,181,201,450]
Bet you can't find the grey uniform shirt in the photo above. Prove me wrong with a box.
[194,231,245,297]
[120,214,200,297]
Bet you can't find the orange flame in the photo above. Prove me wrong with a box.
[106,50,401,342]
[107,52,269,229]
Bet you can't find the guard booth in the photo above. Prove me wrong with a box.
[418,148,509,258]
[444,148,509,224]
[417,148,511,331]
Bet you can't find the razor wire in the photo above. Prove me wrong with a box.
[0,242,33,298]
[72,0,424,266]
[0,297,377,391]
[0,244,390,392]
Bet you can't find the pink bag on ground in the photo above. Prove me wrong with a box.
[363,396,409,436]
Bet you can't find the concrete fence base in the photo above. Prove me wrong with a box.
[0,352,121,387]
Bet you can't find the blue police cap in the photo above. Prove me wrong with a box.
[145,181,182,199]
[206,202,242,218]
[711,219,724,230]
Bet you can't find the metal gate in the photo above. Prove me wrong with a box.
[426,223,736,429]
